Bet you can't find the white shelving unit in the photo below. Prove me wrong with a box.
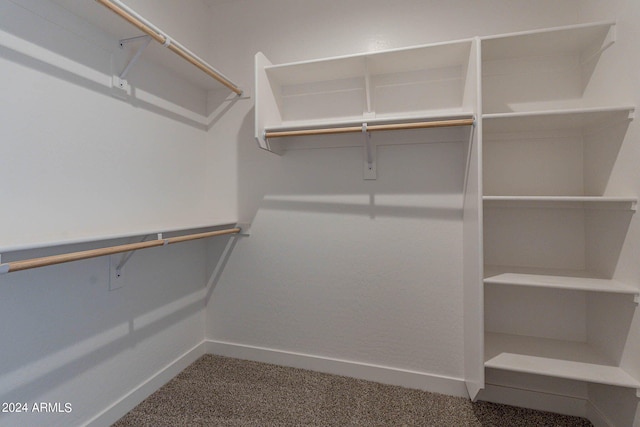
[481,21,616,114]
[255,39,478,151]
[254,21,639,402]
[481,21,639,399]
[255,36,484,398]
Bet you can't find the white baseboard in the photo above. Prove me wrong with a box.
[206,339,468,398]
[478,383,588,418]
[83,340,207,427]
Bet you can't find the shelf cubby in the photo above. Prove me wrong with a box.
[482,106,634,198]
[481,22,616,115]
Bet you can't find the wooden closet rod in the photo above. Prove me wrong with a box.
[95,0,243,96]
[265,118,475,139]
[0,227,241,274]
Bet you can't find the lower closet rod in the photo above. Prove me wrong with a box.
[265,118,475,139]
[0,227,241,274]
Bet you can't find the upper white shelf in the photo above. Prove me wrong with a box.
[483,196,638,211]
[485,332,640,390]
[255,38,479,151]
[481,22,619,115]
[481,21,615,61]
[484,269,639,296]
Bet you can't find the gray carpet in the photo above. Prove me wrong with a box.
[112,354,593,426]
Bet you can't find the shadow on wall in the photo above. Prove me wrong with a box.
[237,107,472,225]
[0,0,240,130]
[0,232,238,421]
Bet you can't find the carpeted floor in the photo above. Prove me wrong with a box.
[112,354,593,426]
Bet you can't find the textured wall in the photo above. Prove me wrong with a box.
[0,1,223,425]
[205,0,580,386]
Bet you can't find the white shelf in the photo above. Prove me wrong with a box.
[484,267,639,296]
[481,21,615,61]
[485,333,640,389]
[483,196,637,210]
[480,20,639,402]
[264,39,473,85]
[481,22,618,115]
[255,39,478,151]
[482,106,635,134]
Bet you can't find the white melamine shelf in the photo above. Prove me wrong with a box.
[255,38,478,151]
[484,268,639,296]
[481,22,619,116]
[481,21,615,61]
[263,39,473,86]
[485,332,640,389]
[482,106,635,134]
[483,196,637,210]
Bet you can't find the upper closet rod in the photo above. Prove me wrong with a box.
[95,0,243,96]
[0,227,240,274]
[265,118,475,139]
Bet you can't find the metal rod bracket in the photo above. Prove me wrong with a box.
[235,223,252,237]
[118,35,152,80]
[119,34,151,48]
[363,123,377,180]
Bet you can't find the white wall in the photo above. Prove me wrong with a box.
[576,2,640,426]
[0,0,237,250]
[9,0,639,425]
[205,0,580,393]
[0,0,234,425]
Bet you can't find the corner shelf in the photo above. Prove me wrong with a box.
[483,196,637,211]
[481,21,617,115]
[484,266,639,297]
[482,106,635,134]
[485,332,640,391]
[481,21,615,60]
[480,20,639,405]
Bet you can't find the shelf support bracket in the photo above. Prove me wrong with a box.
[108,233,156,290]
[363,123,377,180]
[633,294,639,305]
[581,24,616,66]
[118,35,152,80]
